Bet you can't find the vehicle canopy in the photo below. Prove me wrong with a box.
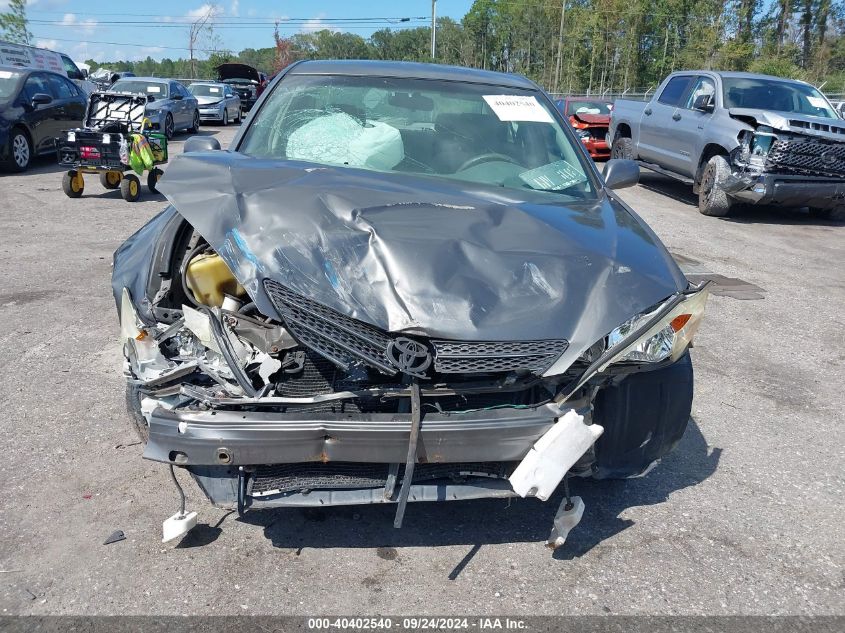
[216,63,260,83]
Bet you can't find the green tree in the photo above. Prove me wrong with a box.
[0,0,32,45]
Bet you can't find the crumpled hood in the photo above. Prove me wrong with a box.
[195,95,223,106]
[729,108,845,142]
[158,152,686,360]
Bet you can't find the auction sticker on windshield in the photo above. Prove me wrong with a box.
[483,95,554,123]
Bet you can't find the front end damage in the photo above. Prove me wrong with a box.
[113,153,708,546]
[723,110,845,209]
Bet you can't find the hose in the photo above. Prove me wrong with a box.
[180,242,212,308]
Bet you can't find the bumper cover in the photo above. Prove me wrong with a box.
[728,172,845,209]
[144,400,589,466]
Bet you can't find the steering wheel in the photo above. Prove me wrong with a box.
[456,152,520,172]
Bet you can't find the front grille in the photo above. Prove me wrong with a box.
[264,281,567,377]
[264,279,395,374]
[432,339,568,374]
[249,461,512,496]
[766,139,845,178]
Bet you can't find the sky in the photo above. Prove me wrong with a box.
[2,0,475,63]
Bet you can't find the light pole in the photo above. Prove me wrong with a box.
[431,0,437,60]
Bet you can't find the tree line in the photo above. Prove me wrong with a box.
[5,0,845,94]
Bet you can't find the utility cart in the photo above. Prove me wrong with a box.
[57,91,168,202]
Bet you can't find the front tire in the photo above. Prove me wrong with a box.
[188,111,200,133]
[147,167,163,193]
[8,128,32,172]
[120,173,141,202]
[125,382,149,443]
[611,136,634,161]
[62,170,84,197]
[221,108,228,126]
[698,155,733,217]
[809,206,845,221]
[164,113,174,140]
[99,170,122,189]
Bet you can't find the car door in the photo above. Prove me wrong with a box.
[46,74,85,133]
[172,82,191,127]
[19,72,63,154]
[669,75,717,176]
[637,75,694,169]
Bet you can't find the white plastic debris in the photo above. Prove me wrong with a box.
[162,511,198,543]
[257,354,282,385]
[509,410,603,501]
[547,496,585,549]
[183,305,221,354]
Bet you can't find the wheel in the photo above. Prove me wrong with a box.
[125,382,149,443]
[188,111,200,133]
[164,113,174,140]
[234,108,241,123]
[99,170,122,189]
[61,170,84,197]
[611,136,634,160]
[120,173,141,202]
[7,128,32,172]
[698,155,733,217]
[221,108,228,126]
[147,167,163,193]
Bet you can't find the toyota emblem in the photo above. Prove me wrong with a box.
[386,337,432,377]
[821,151,837,165]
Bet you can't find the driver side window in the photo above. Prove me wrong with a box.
[685,77,716,110]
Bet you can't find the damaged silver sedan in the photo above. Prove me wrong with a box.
[112,60,710,546]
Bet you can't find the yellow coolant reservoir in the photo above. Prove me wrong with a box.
[185,253,246,307]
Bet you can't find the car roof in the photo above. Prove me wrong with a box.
[113,76,168,83]
[673,70,813,85]
[190,81,225,86]
[286,59,537,89]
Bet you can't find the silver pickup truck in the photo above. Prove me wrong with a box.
[609,71,845,217]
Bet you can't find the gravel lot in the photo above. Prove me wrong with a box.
[0,125,842,616]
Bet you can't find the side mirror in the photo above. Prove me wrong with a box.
[184,136,221,153]
[81,69,89,78]
[172,93,183,101]
[693,94,714,113]
[31,93,53,108]
[603,159,640,190]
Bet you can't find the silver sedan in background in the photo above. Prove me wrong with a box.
[189,82,241,126]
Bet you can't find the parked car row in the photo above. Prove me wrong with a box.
[1,64,263,172]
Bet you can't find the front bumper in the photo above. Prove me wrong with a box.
[144,399,590,466]
[727,170,845,210]
[582,138,610,159]
[199,106,224,120]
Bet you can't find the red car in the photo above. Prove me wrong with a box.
[556,98,613,160]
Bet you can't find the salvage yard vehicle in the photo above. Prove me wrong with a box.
[57,91,168,202]
[216,63,264,113]
[113,60,710,546]
[0,65,86,171]
[610,71,845,218]
[188,82,241,125]
[556,97,613,160]
[109,78,200,140]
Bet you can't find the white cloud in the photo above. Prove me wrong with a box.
[301,13,338,34]
[229,0,239,17]
[59,12,98,34]
[186,3,221,20]
[36,39,59,50]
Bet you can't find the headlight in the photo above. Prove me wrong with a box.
[601,286,710,369]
